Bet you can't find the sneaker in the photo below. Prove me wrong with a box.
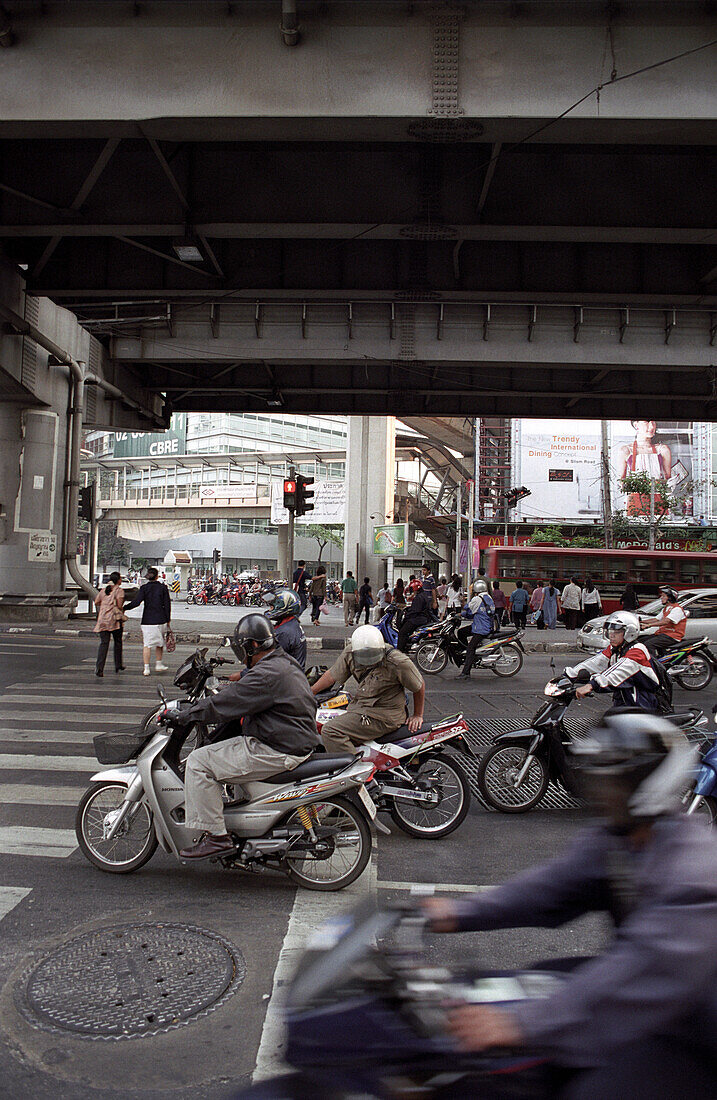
[155,663,169,672]
[143,667,151,676]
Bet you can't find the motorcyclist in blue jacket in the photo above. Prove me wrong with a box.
[425,711,717,1098]
[267,590,307,669]
[455,579,495,680]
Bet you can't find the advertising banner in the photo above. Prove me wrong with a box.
[270,480,346,525]
[513,420,707,524]
[113,413,187,459]
[372,523,409,557]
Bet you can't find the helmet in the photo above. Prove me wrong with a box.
[350,625,386,669]
[659,586,678,603]
[231,613,276,666]
[268,589,301,621]
[471,579,489,596]
[571,710,697,825]
[603,610,640,645]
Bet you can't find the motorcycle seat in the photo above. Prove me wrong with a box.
[264,753,354,785]
[490,629,519,639]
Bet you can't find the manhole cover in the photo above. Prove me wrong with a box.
[16,923,244,1040]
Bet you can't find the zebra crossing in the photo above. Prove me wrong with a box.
[0,652,164,864]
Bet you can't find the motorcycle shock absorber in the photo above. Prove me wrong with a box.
[296,804,317,837]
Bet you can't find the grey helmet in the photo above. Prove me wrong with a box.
[471,579,489,596]
[603,610,640,645]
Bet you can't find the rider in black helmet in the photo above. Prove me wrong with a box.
[424,711,717,1097]
[167,613,319,860]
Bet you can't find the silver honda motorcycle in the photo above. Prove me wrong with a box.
[75,708,376,891]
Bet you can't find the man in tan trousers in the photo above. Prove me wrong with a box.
[311,625,425,752]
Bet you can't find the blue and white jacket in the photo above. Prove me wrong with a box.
[567,642,660,711]
[462,592,495,636]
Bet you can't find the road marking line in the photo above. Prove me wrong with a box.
[0,643,65,650]
[0,754,98,772]
[0,697,152,708]
[0,886,32,920]
[253,834,378,1083]
[0,784,85,806]
[0,729,105,743]
[0,827,76,858]
[377,881,490,893]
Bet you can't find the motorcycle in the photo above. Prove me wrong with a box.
[412,612,525,677]
[316,693,474,838]
[683,703,717,826]
[376,605,439,651]
[477,669,708,814]
[651,635,717,691]
[76,706,378,891]
[238,901,568,1099]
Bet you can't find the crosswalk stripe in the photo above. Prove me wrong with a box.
[0,643,65,650]
[0,886,32,920]
[0,784,85,806]
[0,729,109,744]
[0,754,99,772]
[0,827,76,858]
[0,697,153,708]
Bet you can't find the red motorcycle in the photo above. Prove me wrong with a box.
[316,693,473,838]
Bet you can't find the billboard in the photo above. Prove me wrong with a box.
[513,420,707,524]
[373,523,408,557]
[113,413,187,459]
[271,480,346,525]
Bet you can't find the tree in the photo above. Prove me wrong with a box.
[302,524,344,562]
[97,520,131,568]
[618,472,691,550]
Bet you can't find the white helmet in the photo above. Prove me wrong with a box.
[603,610,640,645]
[471,579,489,596]
[350,625,386,668]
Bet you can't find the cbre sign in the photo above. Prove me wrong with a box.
[113,414,187,459]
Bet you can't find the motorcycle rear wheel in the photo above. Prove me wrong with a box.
[675,654,713,691]
[389,753,470,838]
[491,644,523,677]
[478,744,549,813]
[185,595,195,605]
[76,781,157,873]
[282,796,371,891]
[414,640,449,675]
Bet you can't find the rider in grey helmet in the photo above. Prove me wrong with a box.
[267,589,307,668]
[424,711,717,1097]
[563,610,666,712]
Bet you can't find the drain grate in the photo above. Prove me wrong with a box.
[16,923,244,1040]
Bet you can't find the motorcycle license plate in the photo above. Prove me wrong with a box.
[357,784,377,819]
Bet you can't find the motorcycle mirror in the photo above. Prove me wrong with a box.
[157,684,167,703]
[550,657,556,672]
[221,635,232,648]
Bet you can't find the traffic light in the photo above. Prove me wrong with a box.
[295,474,315,517]
[283,478,297,510]
[78,483,94,523]
[212,547,221,566]
[504,486,532,509]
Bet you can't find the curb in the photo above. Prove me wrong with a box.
[0,624,580,654]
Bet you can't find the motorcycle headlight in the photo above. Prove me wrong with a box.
[544,681,563,697]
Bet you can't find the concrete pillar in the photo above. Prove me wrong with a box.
[343,416,395,588]
[277,523,290,582]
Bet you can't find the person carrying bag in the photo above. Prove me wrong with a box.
[93,572,126,676]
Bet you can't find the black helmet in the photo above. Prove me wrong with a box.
[659,586,678,603]
[570,710,696,827]
[232,613,276,666]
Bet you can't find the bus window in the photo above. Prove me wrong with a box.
[655,558,676,584]
[701,560,717,584]
[679,560,700,583]
[633,558,653,583]
[607,556,628,582]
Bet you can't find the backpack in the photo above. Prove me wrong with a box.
[649,655,673,714]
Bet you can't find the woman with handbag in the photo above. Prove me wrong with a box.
[93,572,126,677]
[309,565,327,625]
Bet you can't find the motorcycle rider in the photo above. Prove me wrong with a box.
[425,712,717,1098]
[266,589,307,669]
[455,579,496,680]
[640,586,688,657]
[167,613,319,860]
[396,583,433,652]
[310,624,425,753]
[563,610,665,712]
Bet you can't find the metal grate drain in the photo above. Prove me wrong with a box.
[461,717,586,810]
[16,923,244,1040]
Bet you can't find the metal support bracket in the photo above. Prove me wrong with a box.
[166,304,175,338]
[710,314,717,348]
[389,302,397,341]
[527,305,537,343]
[437,303,444,341]
[301,302,307,339]
[573,306,583,343]
[619,307,630,344]
[665,309,676,345]
[210,302,219,339]
[482,303,491,342]
[254,301,263,339]
[347,302,353,341]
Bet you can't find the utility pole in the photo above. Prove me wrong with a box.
[287,465,296,579]
[455,480,462,579]
[600,420,613,548]
[467,478,475,586]
[649,477,656,550]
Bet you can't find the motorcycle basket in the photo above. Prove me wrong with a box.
[93,731,151,765]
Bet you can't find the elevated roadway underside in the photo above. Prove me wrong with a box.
[1,1,715,418]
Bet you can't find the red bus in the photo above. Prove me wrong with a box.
[484,545,717,614]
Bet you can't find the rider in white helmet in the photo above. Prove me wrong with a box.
[563,610,666,712]
[310,624,426,753]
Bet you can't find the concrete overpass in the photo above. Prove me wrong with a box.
[0,1,715,602]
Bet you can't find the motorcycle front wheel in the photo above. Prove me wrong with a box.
[491,644,524,677]
[282,796,371,891]
[675,654,713,691]
[686,794,717,826]
[76,781,158,873]
[185,594,195,605]
[389,753,470,838]
[478,744,549,813]
[414,639,449,675]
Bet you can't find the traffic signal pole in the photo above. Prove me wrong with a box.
[287,466,296,582]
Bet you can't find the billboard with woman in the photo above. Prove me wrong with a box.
[611,420,697,519]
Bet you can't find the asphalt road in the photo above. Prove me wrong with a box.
[0,635,700,1098]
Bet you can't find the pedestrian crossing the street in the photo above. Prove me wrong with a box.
[0,650,166,864]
